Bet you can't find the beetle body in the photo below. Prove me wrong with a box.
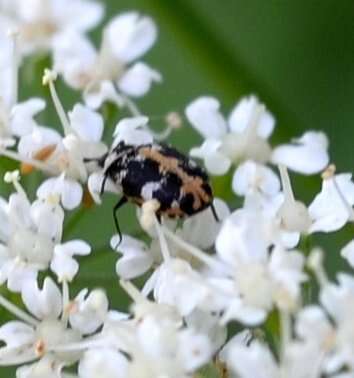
[101,141,213,219]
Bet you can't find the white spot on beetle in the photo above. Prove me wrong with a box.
[141,182,161,200]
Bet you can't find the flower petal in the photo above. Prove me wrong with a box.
[185,97,227,139]
[53,29,97,90]
[84,80,124,109]
[106,12,157,63]
[272,131,329,174]
[79,348,128,378]
[309,174,354,232]
[232,161,280,197]
[190,139,231,175]
[113,116,153,146]
[69,289,108,334]
[69,103,103,142]
[116,253,153,279]
[228,95,275,138]
[57,240,91,256]
[118,62,161,97]
[53,0,104,33]
[37,175,83,211]
[22,277,62,319]
[11,98,46,137]
[181,198,230,249]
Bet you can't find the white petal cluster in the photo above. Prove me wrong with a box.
[0,2,353,378]
[186,95,329,179]
[0,0,104,55]
[53,11,161,109]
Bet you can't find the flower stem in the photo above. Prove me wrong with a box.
[121,94,141,117]
[162,225,228,273]
[0,147,60,175]
[43,69,72,135]
[0,294,38,326]
[120,279,146,304]
[61,280,70,324]
[279,164,295,202]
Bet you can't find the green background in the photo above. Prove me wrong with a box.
[2,0,354,375]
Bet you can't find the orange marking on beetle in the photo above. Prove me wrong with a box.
[138,146,211,211]
[164,206,185,218]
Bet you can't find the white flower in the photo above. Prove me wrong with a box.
[37,173,84,210]
[225,340,278,378]
[69,289,109,335]
[18,103,107,209]
[295,305,334,353]
[0,277,110,375]
[309,173,354,233]
[18,125,62,158]
[0,189,64,292]
[112,198,229,281]
[178,197,230,250]
[111,234,155,280]
[187,95,274,176]
[50,239,91,282]
[78,348,128,378]
[272,131,329,174]
[53,12,161,108]
[215,209,306,324]
[92,298,211,378]
[125,316,212,378]
[10,98,46,137]
[0,278,80,367]
[215,208,271,267]
[112,116,152,147]
[117,62,161,97]
[225,334,324,378]
[147,258,215,317]
[16,355,64,378]
[106,12,157,63]
[118,279,182,327]
[5,0,104,55]
[232,160,280,198]
[185,309,227,353]
[320,273,354,373]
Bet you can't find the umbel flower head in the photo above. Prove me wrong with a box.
[0,2,353,378]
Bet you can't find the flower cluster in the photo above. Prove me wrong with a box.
[0,1,353,378]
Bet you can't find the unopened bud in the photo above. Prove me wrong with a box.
[42,68,57,86]
[166,111,182,129]
[322,164,336,180]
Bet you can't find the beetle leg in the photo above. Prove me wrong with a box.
[210,202,220,222]
[156,212,162,223]
[113,196,128,247]
[100,174,108,196]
